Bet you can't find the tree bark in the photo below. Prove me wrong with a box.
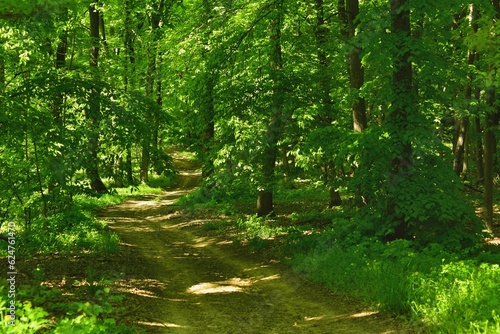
[124,0,135,185]
[200,0,216,181]
[483,0,500,231]
[0,51,4,93]
[49,14,68,193]
[484,86,496,232]
[388,0,413,239]
[257,0,285,217]
[141,0,165,183]
[86,4,107,193]
[347,0,367,132]
[453,5,478,178]
[315,0,342,206]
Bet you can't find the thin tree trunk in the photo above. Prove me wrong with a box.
[347,0,367,132]
[338,0,348,38]
[124,0,135,185]
[484,86,496,232]
[453,117,469,177]
[474,115,484,183]
[126,146,133,184]
[388,0,413,239]
[141,0,165,183]
[33,139,47,217]
[200,0,216,181]
[453,5,478,177]
[316,0,341,207]
[257,0,285,217]
[483,0,500,231]
[154,74,163,175]
[0,50,5,93]
[49,14,68,193]
[86,4,107,193]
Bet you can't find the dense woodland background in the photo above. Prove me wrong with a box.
[0,0,499,333]
[1,0,499,244]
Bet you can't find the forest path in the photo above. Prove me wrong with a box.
[99,155,413,334]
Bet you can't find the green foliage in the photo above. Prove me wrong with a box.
[237,215,285,240]
[411,261,500,333]
[6,210,120,257]
[350,125,484,249]
[290,228,500,333]
[0,281,136,334]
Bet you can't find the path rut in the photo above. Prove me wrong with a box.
[99,168,413,333]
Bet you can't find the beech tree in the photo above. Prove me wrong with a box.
[0,0,495,246]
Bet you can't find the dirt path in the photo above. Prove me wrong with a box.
[99,164,414,333]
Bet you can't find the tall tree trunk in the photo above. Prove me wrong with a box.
[347,0,367,132]
[315,0,341,207]
[474,114,484,183]
[199,0,216,181]
[484,86,497,232]
[86,4,107,193]
[141,0,165,183]
[49,17,68,193]
[338,0,348,38]
[453,5,478,178]
[474,67,484,184]
[126,147,134,184]
[483,0,500,231]
[153,72,163,176]
[257,0,285,217]
[0,49,5,93]
[141,52,155,183]
[124,0,135,184]
[388,0,413,239]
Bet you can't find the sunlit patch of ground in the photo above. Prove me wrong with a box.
[16,156,422,334]
[185,276,280,295]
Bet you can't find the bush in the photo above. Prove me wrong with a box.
[290,231,500,332]
[0,278,137,333]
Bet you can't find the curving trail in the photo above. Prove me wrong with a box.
[99,159,414,334]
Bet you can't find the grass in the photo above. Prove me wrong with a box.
[0,174,176,332]
[191,179,500,333]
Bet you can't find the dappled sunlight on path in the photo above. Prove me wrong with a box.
[98,158,414,333]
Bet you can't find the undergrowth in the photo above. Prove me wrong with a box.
[0,179,172,332]
[201,180,500,333]
[0,271,138,333]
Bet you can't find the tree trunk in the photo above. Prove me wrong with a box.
[124,0,135,185]
[453,117,469,177]
[453,5,478,177]
[474,116,485,183]
[388,0,413,239]
[154,76,163,176]
[0,51,4,93]
[86,4,107,193]
[141,0,164,183]
[200,0,216,181]
[347,0,367,132]
[126,146,133,184]
[484,86,496,232]
[338,0,348,38]
[49,15,68,193]
[257,190,274,217]
[257,0,285,217]
[316,0,342,205]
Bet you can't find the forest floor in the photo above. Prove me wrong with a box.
[89,154,417,334]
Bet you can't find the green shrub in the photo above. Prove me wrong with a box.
[0,279,136,333]
[290,232,500,333]
[412,261,500,333]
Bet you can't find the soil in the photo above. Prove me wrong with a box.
[95,156,418,334]
[16,155,421,333]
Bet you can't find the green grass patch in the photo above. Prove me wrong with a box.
[290,235,500,333]
[0,273,138,333]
